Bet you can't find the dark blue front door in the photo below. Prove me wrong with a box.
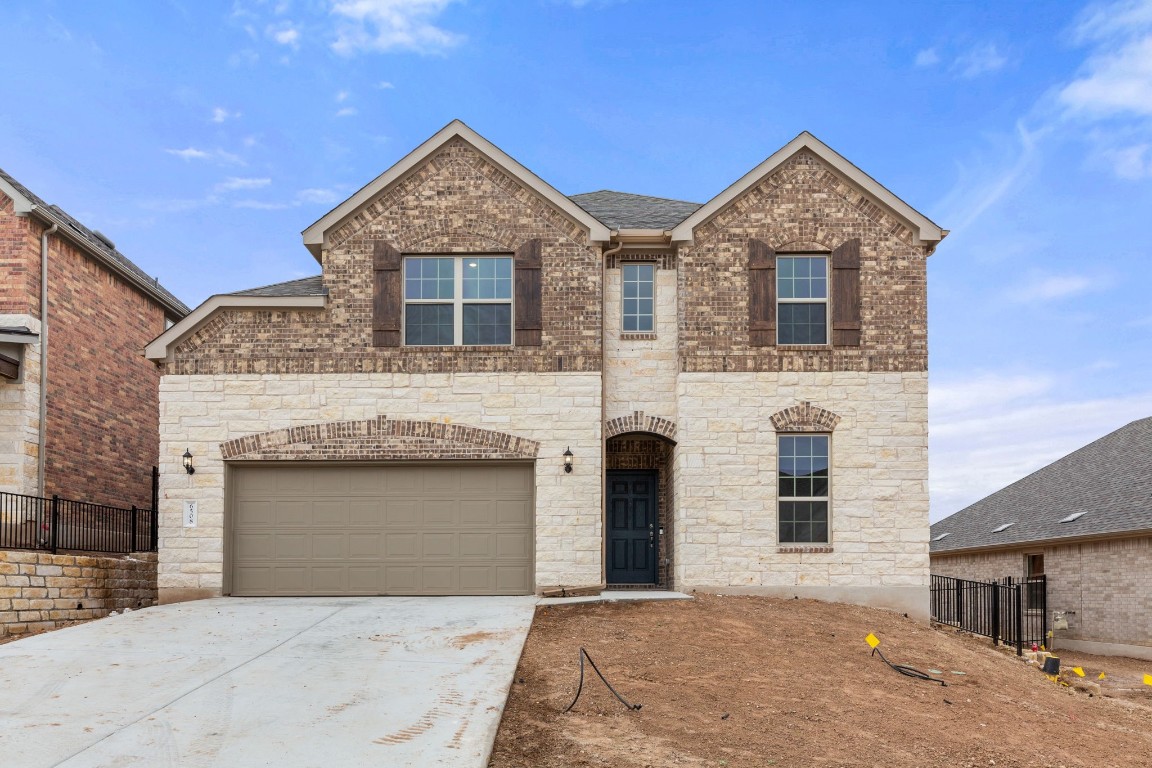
[606,470,657,584]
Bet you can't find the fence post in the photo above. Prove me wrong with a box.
[1015,583,1024,656]
[1041,575,1049,649]
[150,507,158,552]
[151,466,159,518]
[131,505,138,553]
[990,583,1000,646]
[956,580,963,626]
[49,494,60,554]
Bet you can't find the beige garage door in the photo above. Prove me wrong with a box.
[229,464,533,596]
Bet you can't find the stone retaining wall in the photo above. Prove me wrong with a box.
[0,550,157,638]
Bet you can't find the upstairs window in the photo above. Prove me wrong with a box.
[777,255,828,345]
[621,263,655,332]
[403,256,513,346]
[778,434,830,543]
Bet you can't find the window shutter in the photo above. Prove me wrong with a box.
[515,238,542,346]
[831,238,861,347]
[748,238,776,347]
[372,240,402,347]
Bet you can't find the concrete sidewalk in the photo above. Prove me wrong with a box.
[0,596,537,767]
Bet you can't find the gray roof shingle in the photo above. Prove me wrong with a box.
[931,417,1152,553]
[568,190,701,230]
[0,167,190,317]
[229,275,327,297]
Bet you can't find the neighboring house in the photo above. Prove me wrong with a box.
[931,417,1152,659]
[0,169,189,510]
[145,121,946,615]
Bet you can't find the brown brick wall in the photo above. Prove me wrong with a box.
[168,138,603,376]
[678,151,929,373]
[0,192,40,316]
[0,550,157,638]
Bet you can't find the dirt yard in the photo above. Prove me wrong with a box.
[490,594,1152,768]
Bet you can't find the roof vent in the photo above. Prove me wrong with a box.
[1059,511,1087,523]
[932,532,950,542]
[992,523,1015,533]
[92,230,116,250]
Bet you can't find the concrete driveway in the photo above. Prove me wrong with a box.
[0,596,537,767]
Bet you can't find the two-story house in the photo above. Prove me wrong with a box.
[145,121,945,616]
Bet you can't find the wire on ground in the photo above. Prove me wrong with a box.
[564,646,642,713]
[871,647,947,686]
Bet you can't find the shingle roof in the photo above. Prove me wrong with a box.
[229,275,327,297]
[931,417,1152,554]
[568,190,701,230]
[0,167,189,317]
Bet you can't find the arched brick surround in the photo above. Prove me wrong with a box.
[220,416,541,461]
[770,402,841,433]
[605,411,677,443]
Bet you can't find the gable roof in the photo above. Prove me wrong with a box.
[931,417,1152,554]
[669,131,946,247]
[301,120,612,259]
[0,167,189,319]
[569,190,701,230]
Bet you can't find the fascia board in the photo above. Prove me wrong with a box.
[0,332,39,344]
[671,132,945,246]
[145,294,327,361]
[301,120,611,259]
[0,176,34,214]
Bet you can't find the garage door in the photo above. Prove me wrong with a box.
[229,464,533,596]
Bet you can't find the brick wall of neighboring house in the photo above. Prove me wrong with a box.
[931,535,1152,650]
[677,151,929,373]
[0,192,40,315]
[0,550,157,638]
[166,138,603,377]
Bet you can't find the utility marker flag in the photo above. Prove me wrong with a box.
[1098,672,1106,680]
[1144,674,1152,686]
[865,633,880,649]
[1072,667,1085,677]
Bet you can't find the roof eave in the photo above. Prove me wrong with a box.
[301,120,612,260]
[145,293,327,362]
[669,131,946,247]
[930,526,1152,557]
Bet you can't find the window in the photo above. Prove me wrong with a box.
[778,434,829,543]
[777,255,828,345]
[403,256,513,346]
[621,263,655,332]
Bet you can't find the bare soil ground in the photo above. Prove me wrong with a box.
[490,594,1152,768]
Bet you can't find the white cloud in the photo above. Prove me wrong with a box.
[165,147,245,165]
[1011,273,1094,303]
[376,80,395,89]
[211,107,240,123]
[1059,0,1152,118]
[330,0,463,55]
[951,43,1008,79]
[296,187,341,204]
[914,48,940,68]
[335,89,350,102]
[335,107,358,117]
[1096,141,1152,178]
[268,23,301,48]
[233,187,343,209]
[166,147,211,161]
[215,177,272,192]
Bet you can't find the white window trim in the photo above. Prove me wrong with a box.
[402,255,514,347]
[621,262,656,335]
[776,433,832,545]
[776,253,830,346]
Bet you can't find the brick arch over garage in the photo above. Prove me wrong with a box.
[219,416,541,461]
[604,411,677,443]
[770,402,841,433]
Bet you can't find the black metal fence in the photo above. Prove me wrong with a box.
[0,491,157,554]
[930,574,1048,655]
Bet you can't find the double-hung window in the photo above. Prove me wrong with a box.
[403,256,513,346]
[621,263,655,332]
[778,435,830,543]
[777,255,828,345]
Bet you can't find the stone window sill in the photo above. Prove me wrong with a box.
[620,333,657,341]
[777,545,834,554]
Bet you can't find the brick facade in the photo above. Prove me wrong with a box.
[931,536,1152,652]
[1,189,178,508]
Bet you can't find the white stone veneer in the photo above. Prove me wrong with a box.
[604,266,677,424]
[0,314,41,498]
[674,371,929,616]
[158,372,603,599]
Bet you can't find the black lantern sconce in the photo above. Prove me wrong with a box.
[563,446,573,473]
[182,449,195,475]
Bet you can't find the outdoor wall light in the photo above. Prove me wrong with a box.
[182,449,195,475]
[563,447,574,473]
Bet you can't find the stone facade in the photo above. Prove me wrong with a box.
[931,536,1152,655]
[152,126,938,616]
[0,550,157,638]
[0,314,40,497]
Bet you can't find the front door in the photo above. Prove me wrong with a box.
[606,470,657,584]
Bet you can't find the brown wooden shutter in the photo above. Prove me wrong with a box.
[372,240,402,347]
[748,238,776,347]
[514,239,543,346]
[831,238,862,347]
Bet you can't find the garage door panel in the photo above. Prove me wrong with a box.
[231,464,533,596]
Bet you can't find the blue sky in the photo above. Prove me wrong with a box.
[2,0,1150,521]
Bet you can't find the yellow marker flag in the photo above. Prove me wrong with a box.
[865,633,880,648]
[1072,667,1085,677]
[1098,672,1106,680]
[1144,674,1152,686]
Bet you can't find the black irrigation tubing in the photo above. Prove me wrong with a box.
[871,647,947,686]
[563,647,643,713]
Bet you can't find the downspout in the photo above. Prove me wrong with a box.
[600,232,624,587]
[37,218,57,498]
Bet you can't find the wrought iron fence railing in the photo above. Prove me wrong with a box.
[930,573,1047,656]
[0,491,157,554]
